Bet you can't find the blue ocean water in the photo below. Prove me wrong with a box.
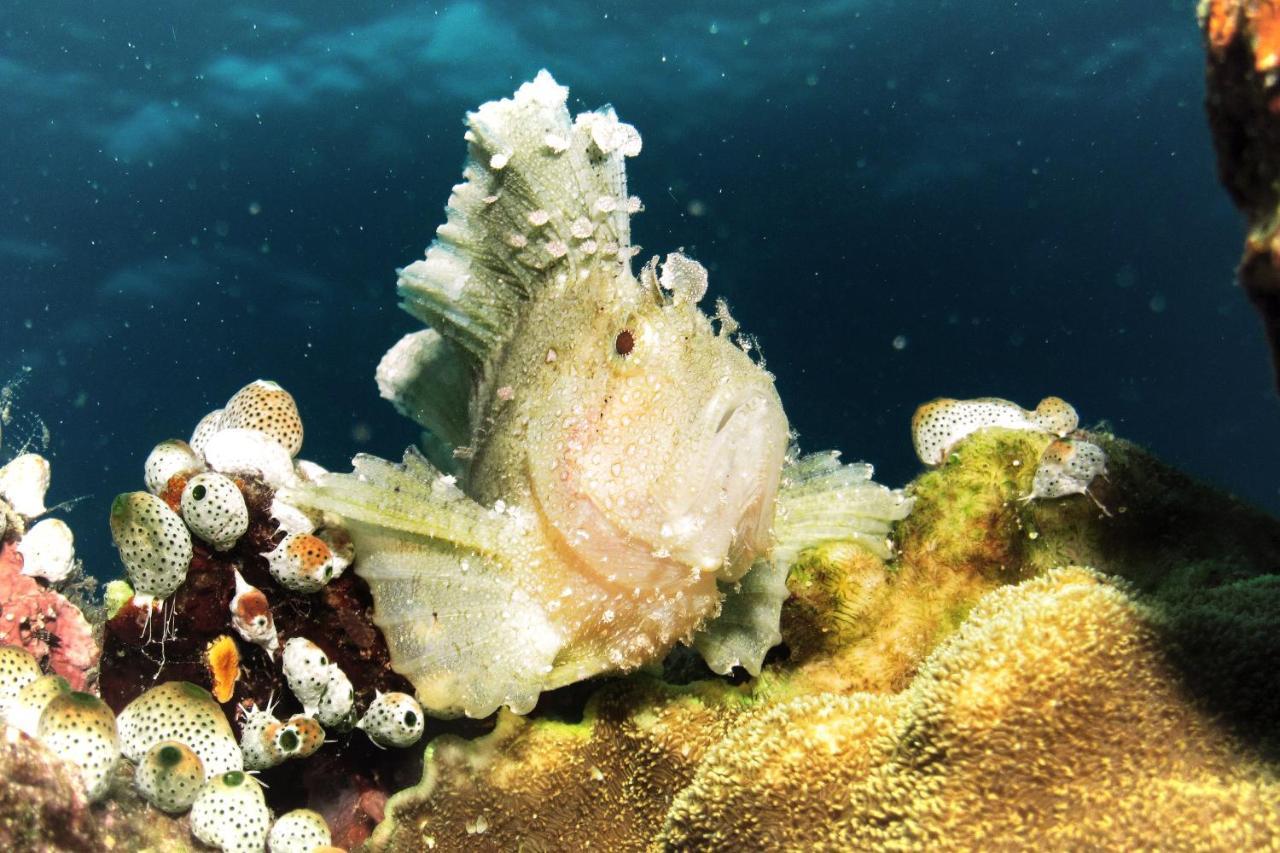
[2,0,1276,580]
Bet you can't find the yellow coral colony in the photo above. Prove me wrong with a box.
[284,71,913,718]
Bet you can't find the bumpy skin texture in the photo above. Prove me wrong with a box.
[369,429,1280,850]
[1201,0,1280,387]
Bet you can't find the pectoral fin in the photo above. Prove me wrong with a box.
[280,449,563,718]
[691,451,913,676]
[692,555,789,677]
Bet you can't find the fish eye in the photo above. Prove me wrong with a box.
[614,329,635,356]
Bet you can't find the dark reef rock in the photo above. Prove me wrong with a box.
[1202,0,1280,387]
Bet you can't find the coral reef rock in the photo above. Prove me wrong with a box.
[1201,0,1280,386]
[0,445,99,691]
[369,426,1280,850]
[0,545,98,690]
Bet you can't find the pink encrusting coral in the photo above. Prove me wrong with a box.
[0,544,98,690]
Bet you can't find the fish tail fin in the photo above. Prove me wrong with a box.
[396,70,640,368]
[691,451,913,676]
[280,450,561,718]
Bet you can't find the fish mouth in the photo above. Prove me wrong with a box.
[659,389,788,580]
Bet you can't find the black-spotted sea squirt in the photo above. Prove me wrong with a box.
[284,71,913,718]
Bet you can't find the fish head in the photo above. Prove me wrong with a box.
[509,255,789,589]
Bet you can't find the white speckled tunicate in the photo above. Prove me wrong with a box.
[189,409,225,459]
[109,492,193,600]
[220,380,305,457]
[229,571,279,658]
[16,517,76,583]
[144,439,205,495]
[911,396,1079,466]
[357,690,424,748]
[0,453,51,517]
[315,663,355,729]
[116,681,242,780]
[264,532,336,593]
[190,771,271,853]
[282,637,332,716]
[285,714,325,758]
[37,692,120,803]
[0,645,41,721]
[136,739,205,813]
[181,472,249,551]
[8,673,69,737]
[238,702,285,771]
[1028,438,1108,502]
[267,809,332,853]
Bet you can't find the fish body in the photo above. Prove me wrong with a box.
[285,72,911,717]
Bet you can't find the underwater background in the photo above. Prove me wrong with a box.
[2,0,1276,579]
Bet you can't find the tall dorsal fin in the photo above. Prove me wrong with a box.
[397,69,641,369]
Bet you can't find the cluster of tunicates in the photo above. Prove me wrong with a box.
[0,644,348,852]
[911,396,1080,466]
[239,637,424,770]
[96,380,425,850]
[910,394,1108,508]
[109,380,351,651]
[1026,437,1109,505]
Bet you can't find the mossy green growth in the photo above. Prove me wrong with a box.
[103,579,133,619]
[895,425,1280,758]
[783,541,891,657]
[896,427,1052,583]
